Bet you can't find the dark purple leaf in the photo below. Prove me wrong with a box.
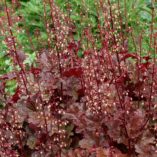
[12,86,21,103]
[63,67,83,78]
[16,50,26,63]
[68,41,80,52]
[121,53,139,61]
[30,67,41,75]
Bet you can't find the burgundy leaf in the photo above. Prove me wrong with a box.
[30,67,41,75]
[12,87,21,103]
[68,41,80,52]
[84,50,91,56]
[139,62,151,72]
[63,67,83,78]
[16,50,26,63]
[121,53,139,61]
[143,56,151,61]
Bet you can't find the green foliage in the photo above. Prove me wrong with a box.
[5,79,17,95]
[117,0,157,53]
[15,0,48,52]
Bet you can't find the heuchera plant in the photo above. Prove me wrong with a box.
[0,0,157,157]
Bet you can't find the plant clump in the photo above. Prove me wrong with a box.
[0,0,157,157]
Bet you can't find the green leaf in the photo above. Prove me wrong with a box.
[78,50,84,58]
